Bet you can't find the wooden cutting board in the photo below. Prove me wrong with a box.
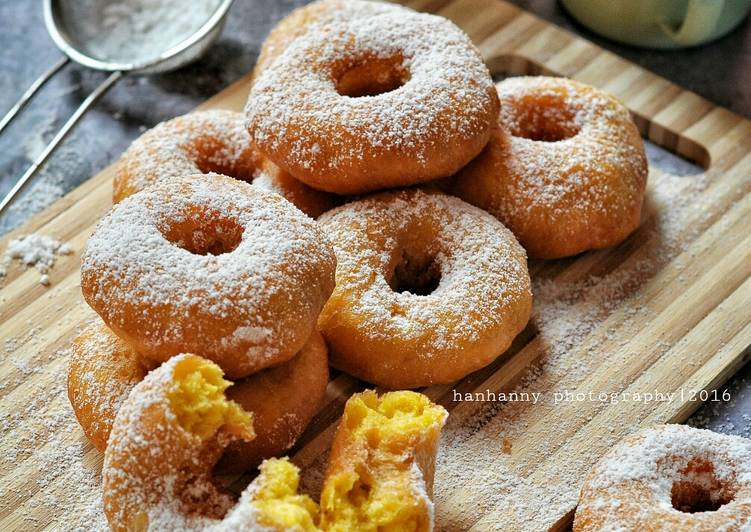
[1,0,750,530]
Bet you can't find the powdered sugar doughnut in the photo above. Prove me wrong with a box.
[574,424,751,531]
[113,110,335,218]
[103,354,320,531]
[317,189,532,389]
[81,174,336,379]
[219,329,328,473]
[246,11,499,195]
[252,0,409,82]
[67,320,329,471]
[68,320,156,452]
[452,76,647,259]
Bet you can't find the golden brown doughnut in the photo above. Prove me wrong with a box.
[319,390,448,531]
[246,10,499,195]
[219,330,328,472]
[67,319,329,471]
[102,354,321,531]
[452,76,648,259]
[81,174,336,379]
[113,109,335,218]
[575,424,751,531]
[252,0,409,83]
[67,320,156,452]
[318,188,532,389]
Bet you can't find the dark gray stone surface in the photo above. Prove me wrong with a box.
[0,0,748,436]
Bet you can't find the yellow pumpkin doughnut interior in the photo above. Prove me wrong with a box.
[253,458,320,531]
[321,390,447,532]
[167,356,252,440]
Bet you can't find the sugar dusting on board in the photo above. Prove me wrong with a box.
[419,166,745,530]
[0,233,73,286]
[71,0,222,63]
[0,336,108,531]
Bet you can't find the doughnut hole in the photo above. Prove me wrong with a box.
[167,356,253,441]
[190,136,257,181]
[335,53,410,98]
[252,458,320,531]
[160,206,244,256]
[320,392,445,530]
[388,249,441,296]
[505,91,581,142]
[670,457,736,513]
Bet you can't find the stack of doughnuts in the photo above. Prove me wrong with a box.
[69,0,655,529]
[72,173,336,472]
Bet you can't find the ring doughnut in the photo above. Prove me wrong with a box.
[452,76,648,259]
[114,110,335,218]
[574,424,751,531]
[317,188,532,389]
[320,390,448,530]
[102,354,320,531]
[67,319,329,471]
[246,11,499,194]
[81,174,336,379]
[252,0,408,83]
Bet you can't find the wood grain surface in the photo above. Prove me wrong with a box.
[1,0,750,530]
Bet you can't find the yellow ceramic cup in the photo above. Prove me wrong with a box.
[561,0,751,48]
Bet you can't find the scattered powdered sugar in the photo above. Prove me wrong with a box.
[68,0,222,64]
[413,163,738,529]
[246,8,496,184]
[0,233,73,285]
[0,344,108,531]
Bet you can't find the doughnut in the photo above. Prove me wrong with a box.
[67,320,156,452]
[574,424,751,531]
[246,10,499,195]
[218,329,328,473]
[102,353,320,531]
[113,109,335,218]
[319,390,448,531]
[317,188,532,389]
[81,173,336,379]
[67,320,329,471]
[252,0,409,83]
[452,76,648,259]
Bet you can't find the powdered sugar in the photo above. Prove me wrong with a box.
[0,345,108,531]
[0,233,73,285]
[70,0,222,64]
